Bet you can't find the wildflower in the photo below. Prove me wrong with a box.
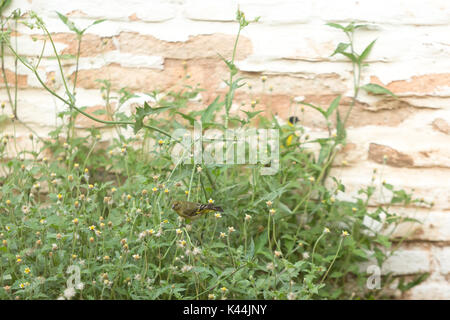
[63,287,76,300]
[192,247,201,256]
[176,229,183,235]
[266,200,273,207]
[89,237,94,243]
[74,163,79,169]
[68,175,73,181]
[132,254,140,261]
[72,218,79,225]
[219,232,226,239]
[100,222,105,229]
[163,219,169,224]
[287,292,296,300]
[40,218,46,224]
[352,207,357,212]
[89,225,95,231]
[228,226,235,233]
[274,250,282,257]
[2,240,7,247]
[208,294,216,300]
[95,230,102,237]
[5,199,11,206]
[181,265,193,272]
[302,252,310,259]
[308,176,315,182]
[84,168,89,174]
[147,229,155,236]
[196,166,202,173]
[267,262,275,271]
[57,193,63,201]
[19,283,26,289]
[261,75,267,82]
[158,139,164,146]
[56,233,62,240]
[208,198,214,204]
[330,197,335,203]
[108,221,113,227]
[72,254,77,259]
[324,227,330,233]
[52,243,58,250]
[5,226,10,231]
[35,239,42,246]
[75,282,84,290]
[215,213,222,219]
[269,208,276,215]
[164,188,169,194]
[24,267,31,274]
[152,187,158,193]
[178,240,187,248]
[341,230,350,237]
[88,184,94,189]
[220,287,228,293]
[245,214,252,221]
[185,190,189,195]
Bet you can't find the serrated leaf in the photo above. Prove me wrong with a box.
[361,83,397,97]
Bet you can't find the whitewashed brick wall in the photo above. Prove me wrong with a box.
[1,0,449,299]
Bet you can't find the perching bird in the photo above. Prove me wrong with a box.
[171,201,223,220]
[286,116,299,146]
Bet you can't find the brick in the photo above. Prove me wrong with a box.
[405,281,450,300]
[432,118,450,135]
[314,0,450,25]
[51,33,116,57]
[433,247,450,275]
[116,32,253,61]
[368,143,414,167]
[370,74,450,95]
[329,164,450,210]
[381,248,431,275]
[387,208,450,242]
[0,69,28,87]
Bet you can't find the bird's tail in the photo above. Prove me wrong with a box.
[208,204,224,212]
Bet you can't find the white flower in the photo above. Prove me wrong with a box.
[287,292,297,300]
[181,265,193,272]
[63,287,76,300]
[75,282,84,290]
[244,214,252,221]
[302,252,310,259]
[192,247,201,256]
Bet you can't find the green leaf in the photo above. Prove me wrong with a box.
[301,102,327,119]
[326,95,341,118]
[201,96,223,123]
[92,109,106,116]
[331,42,350,57]
[361,83,397,97]
[326,22,346,31]
[359,39,376,63]
[56,11,80,34]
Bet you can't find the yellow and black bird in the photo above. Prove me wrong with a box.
[171,201,224,221]
[286,116,299,146]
